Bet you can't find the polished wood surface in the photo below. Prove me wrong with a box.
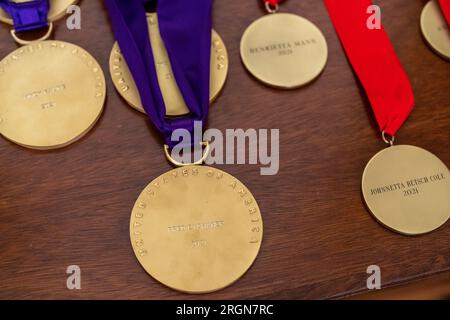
[1,0,449,299]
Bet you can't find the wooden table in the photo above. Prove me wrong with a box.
[1,0,449,300]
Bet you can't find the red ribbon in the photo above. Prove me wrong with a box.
[265,0,281,6]
[439,0,450,25]
[324,0,414,137]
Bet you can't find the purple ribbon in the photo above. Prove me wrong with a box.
[105,0,213,148]
[0,0,49,32]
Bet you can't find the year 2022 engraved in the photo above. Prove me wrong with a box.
[41,102,56,110]
[192,240,207,248]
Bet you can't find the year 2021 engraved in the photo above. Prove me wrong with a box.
[370,173,446,197]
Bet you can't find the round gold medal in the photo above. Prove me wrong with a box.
[0,41,106,149]
[421,0,450,60]
[110,13,228,116]
[240,13,328,89]
[0,0,78,24]
[362,145,450,235]
[130,166,263,294]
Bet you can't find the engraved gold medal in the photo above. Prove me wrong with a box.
[110,13,228,116]
[0,41,106,149]
[325,0,450,235]
[130,166,263,293]
[106,2,263,294]
[421,0,450,60]
[240,12,328,89]
[362,145,450,235]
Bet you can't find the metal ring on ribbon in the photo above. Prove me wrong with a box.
[382,131,395,146]
[10,22,53,45]
[164,141,210,167]
[265,2,279,14]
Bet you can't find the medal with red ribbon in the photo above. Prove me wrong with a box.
[325,0,450,235]
[421,0,450,60]
[240,0,328,89]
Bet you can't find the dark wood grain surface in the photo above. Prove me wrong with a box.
[1,0,449,300]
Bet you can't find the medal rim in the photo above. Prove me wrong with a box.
[0,40,106,150]
[240,12,328,89]
[362,144,450,236]
[420,0,450,61]
[129,165,264,294]
[209,30,229,104]
[0,0,79,25]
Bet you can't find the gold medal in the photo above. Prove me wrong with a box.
[362,145,450,235]
[109,13,228,116]
[110,6,262,294]
[130,165,263,294]
[240,12,328,89]
[420,0,450,60]
[0,0,78,25]
[0,41,106,149]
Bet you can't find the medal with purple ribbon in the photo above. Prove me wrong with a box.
[0,1,106,149]
[105,0,263,293]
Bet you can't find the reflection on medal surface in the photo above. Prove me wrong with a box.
[421,0,450,60]
[362,145,450,235]
[130,166,263,293]
[110,13,228,116]
[0,0,79,24]
[0,41,106,149]
[240,13,328,89]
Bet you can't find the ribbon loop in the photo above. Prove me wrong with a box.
[0,0,49,32]
[263,0,282,13]
[265,0,280,6]
[325,0,415,137]
[105,0,212,148]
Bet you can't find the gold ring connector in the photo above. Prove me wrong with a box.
[11,22,53,46]
[164,141,210,167]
